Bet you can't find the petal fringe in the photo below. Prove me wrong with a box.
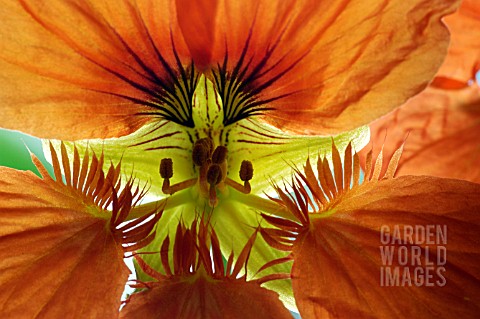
[264,141,480,318]
[122,217,291,319]
[0,143,162,317]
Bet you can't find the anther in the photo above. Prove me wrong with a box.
[199,138,214,156]
[206,164,223,207]
[225,160,254,194]
[192,143,209,166]
[160,158,196,195]
[160,158,173,194]
[160,158,173,179]
[212,146,228,164]
[239,160,253,182]
[207,164,223,186]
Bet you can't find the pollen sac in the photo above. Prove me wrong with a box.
[192,138,214,166]
[192,144,209,167]
[199,137,214,156]
[212,146,228,164]
[207,164,223,185]
[240,160,254,181]
[160,158,173,179]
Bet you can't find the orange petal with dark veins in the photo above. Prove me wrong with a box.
[0,0,191,139]
[177,0,460,135]
[265,142,480,318]
[0,169,127,317]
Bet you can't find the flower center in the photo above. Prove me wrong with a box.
[160,137,253,207]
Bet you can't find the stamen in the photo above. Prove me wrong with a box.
[160,158,173,179]
[192,137,214,166]
[207,164,223,186]
[240,160,253,193]
[207,164,223,207]
[225,160,254,194]
[192,144,209,166]
[212,146,228,164]
[160,158,173,194]
[160,158,196,195]
[159,135,253,205]
[199,138,214,156]
[239,160,253,182]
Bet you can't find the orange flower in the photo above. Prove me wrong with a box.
[1,0,478,318]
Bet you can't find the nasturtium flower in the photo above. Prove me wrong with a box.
[1,0,479,318]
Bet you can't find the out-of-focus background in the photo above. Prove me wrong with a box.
[0,128,53,176]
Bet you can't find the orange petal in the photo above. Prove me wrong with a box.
[362,85,480,182]
[0,0,191,139]
[292,176,480,318]
[0,145,161,317]
[432,0,480,88]
[179,0,460,134]
[430,76,470,90]
[266,143,480,318]
[176,0,218,69]
[121,278,291,319]
[122,217,291,318]
[0,167,128,317]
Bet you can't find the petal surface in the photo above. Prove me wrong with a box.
[121,278,291,319]
[363,0,480,181]
[179,0,460,134]
[363,85,480,182]
[432,0,480,88]
[122,217,291,319]
[0,167,128,318]
[0,0,191,139]
[293,176,480,318]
